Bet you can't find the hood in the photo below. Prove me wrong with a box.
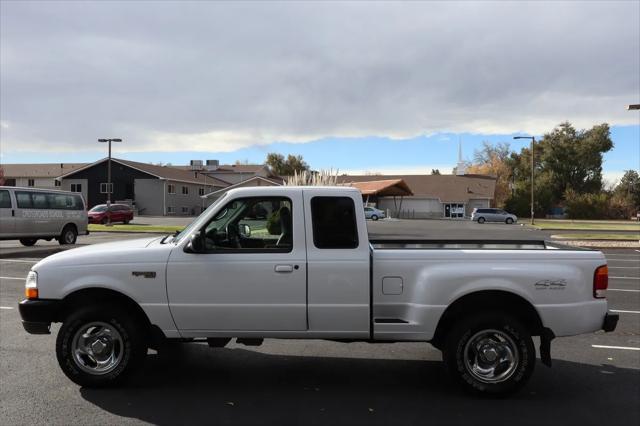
[33,236,168,270]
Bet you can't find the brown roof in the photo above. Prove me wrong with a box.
[172,164,268,173]
[0,163,87,178]
[216,164,268,173]
[339,179,413,197]
[59,158,230,187]
[338,174,496,203]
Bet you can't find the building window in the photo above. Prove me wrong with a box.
[54,180,61,187]
[168,184,176,194]
[182,206,189,214]
[167,206,175,215]
[198,187,205,196]
[70,183,82,193]
[182,186,189,195]
[100,183,114,194]
[28,179,35,187]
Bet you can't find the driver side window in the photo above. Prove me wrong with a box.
[202,196,293,253]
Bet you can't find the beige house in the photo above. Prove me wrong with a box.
[337,174,496,219]
[0,163,86,189]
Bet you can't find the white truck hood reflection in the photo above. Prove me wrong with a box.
[33,236,168,270]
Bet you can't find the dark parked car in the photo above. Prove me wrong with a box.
[88,204,134,224]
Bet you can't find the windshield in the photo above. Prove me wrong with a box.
[172,193,229,243]
[89,205,107,212]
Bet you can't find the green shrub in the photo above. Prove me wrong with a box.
[266,210,281,235]
[564,189,609,219]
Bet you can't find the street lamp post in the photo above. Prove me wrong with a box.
[514,136,536,225]
[98,138,122,226]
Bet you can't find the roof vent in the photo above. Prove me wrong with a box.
[190,160,203,170]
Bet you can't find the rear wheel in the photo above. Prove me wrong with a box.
[59,225,77,245]
[443,313,535,396]
[505,218,514,224]
[56,306,147,387]
[477,217,486,224]
[19,238,37,247]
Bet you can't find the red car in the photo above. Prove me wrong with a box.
[88,204,134,224]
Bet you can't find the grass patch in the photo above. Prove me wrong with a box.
[552,233,640,241]
[530,219,640,231]
[89,224,184,233]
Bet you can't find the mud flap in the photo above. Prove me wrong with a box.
[540,328,555,367]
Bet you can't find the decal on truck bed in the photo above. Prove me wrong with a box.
[534,279,567,290]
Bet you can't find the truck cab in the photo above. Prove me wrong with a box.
[167,187,371,338]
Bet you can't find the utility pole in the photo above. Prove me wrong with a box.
[98,138,122,226]
[514,136,536,225]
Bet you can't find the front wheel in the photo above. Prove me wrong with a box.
[56,306,147,387]
[477,217,486,224]
[371,215,379,221]
[506,218,514,224]
[19,238,37,246]
[443,313,535,396]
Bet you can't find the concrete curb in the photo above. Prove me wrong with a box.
[551,239,640,248]
[87,230,168,234]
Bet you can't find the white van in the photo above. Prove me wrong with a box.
[0,186,88,246]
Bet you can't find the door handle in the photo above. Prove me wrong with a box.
[274,264,294,273]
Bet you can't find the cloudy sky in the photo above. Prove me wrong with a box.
[1,1,638,181]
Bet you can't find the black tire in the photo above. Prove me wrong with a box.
[123,219,130,225]
[371,215,379,221]
[19,238,37,247]
[505,218,514,225]
[56,305,147,388]
[59,225,77,245]
[477,217,486,224]
[443,313,535,396]
[101,217,109,225]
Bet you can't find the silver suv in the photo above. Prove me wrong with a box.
[471,208,518,224]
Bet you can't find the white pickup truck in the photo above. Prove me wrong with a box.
[19,186,618,395]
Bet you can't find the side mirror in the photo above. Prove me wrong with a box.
[239,224,251,238]
[187,232,205,253]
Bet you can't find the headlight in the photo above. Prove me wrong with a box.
[25,271,38,299]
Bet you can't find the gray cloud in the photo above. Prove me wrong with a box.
[1,0,638,154]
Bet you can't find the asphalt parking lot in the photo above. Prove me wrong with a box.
[0,230,639,425]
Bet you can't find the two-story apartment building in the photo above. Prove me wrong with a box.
[57,158,228,215]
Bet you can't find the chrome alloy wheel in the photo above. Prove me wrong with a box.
[463,329,519,383]
[71,322,124,375]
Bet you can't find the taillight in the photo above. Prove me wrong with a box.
[594,265,608,298]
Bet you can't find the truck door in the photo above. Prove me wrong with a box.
[303,190,371,338]
[166,191,307,333]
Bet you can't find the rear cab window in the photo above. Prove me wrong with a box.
[310,196,359,249]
